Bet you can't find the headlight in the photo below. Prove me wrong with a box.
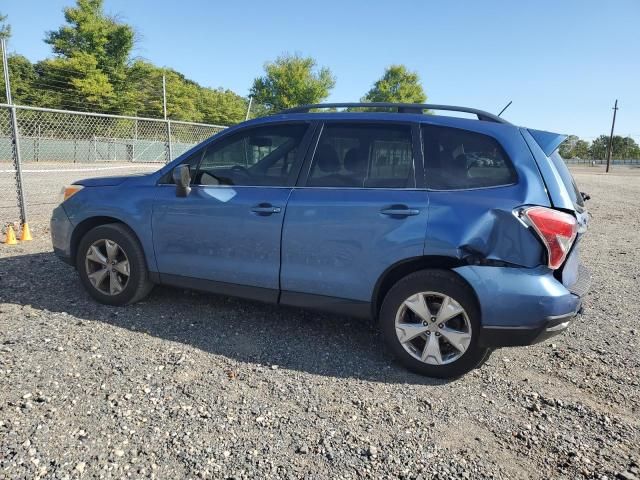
[60,185,84,203]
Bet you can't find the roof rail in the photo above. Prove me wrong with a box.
[280,103,510,124]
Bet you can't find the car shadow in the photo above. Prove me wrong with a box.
[0,251,450,386]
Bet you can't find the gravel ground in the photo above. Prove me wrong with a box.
[0,167,639,479]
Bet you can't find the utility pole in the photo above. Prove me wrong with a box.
[162,74,168,120]
[605,99,618,173]
[162,73,172,162]
[245,96,253,121]
[1,37,28,228]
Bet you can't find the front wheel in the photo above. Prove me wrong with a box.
[379,269,490,378]
[76,223,153,306]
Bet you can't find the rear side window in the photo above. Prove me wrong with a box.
[422,125,517,190]
[307,124,415,188]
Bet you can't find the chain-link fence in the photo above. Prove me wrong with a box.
[563,158,640,165]
[0,104,226,226]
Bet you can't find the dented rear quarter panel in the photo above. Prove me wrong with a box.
[423,120,550,267]
[421,122,578,328]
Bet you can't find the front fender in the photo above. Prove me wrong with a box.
[63,185,158,273]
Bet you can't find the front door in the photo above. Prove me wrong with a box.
[152,122,311,300]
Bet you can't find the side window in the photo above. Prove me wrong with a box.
[422,125,517,190]
[194,124,308,186]
[307,124,415,188]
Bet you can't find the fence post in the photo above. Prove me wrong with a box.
[36,123,40,162]
[133,118,138,162]
[1,38,28,227]
[166,119,173,163]
[162,74,173,163]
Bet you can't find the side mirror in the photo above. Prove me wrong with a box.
[172,164,191,197]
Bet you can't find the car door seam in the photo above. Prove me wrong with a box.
[277,187,295,303]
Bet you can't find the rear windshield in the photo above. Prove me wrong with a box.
[549,151,584,209]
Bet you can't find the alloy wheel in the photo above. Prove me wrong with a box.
[84,239,130,296]
[394,292,472,365]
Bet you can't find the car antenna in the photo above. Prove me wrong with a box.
[498,100,512,117]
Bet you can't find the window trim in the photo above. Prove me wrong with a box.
[420,124,519,192]
[297,120,424,190]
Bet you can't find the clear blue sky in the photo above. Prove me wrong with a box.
[3,0,639,140]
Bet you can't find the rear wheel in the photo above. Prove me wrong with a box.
[76,223,153,306]
[379,269,489,378]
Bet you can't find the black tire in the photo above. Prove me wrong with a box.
[379,269,489,378]
[76,223,153,306]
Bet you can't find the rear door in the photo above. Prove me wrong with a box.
[280,121,428,306]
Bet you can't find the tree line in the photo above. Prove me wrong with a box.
[559,134,640,160]
[0,1,426,126]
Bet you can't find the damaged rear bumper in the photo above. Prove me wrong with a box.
[478,308,581,347]
[453,263,591,348]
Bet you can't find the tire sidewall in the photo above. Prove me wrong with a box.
[76,224,147,306]
[379,269,487,378]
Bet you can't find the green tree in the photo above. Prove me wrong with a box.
[588,135,640,160]
[45,0,133,78]
[559,135,579,158]
[40,0,133,111]
[122,60,247,124]
[200,88,248,125]
[589,135,609,160]
[362,65,427,103]
[573,139,590,159]
[0,12,11,40]
[5,55,38,104]
[250,53,335,112]
[615,136,640,159]
[559,135,592,159]
[0,1,250,125]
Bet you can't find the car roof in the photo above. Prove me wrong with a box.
[231,102,515,133]
[281,103,509,123]
[236,111,518,135]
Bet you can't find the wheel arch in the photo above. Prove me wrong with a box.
[371,256,480,320]
[70,216,136,267]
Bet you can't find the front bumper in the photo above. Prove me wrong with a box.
[50,204,74,265]
[454,263,591,348]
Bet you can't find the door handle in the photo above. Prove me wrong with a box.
[251,203,282,215]
[380,206,420,217]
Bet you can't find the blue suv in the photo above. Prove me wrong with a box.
[51,103,590,378]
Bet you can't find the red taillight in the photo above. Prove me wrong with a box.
[523,206,578,270]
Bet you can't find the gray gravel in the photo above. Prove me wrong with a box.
[1,166,639,479]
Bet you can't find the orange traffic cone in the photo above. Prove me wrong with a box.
[3,225,17,245]
[20,223,32,241]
